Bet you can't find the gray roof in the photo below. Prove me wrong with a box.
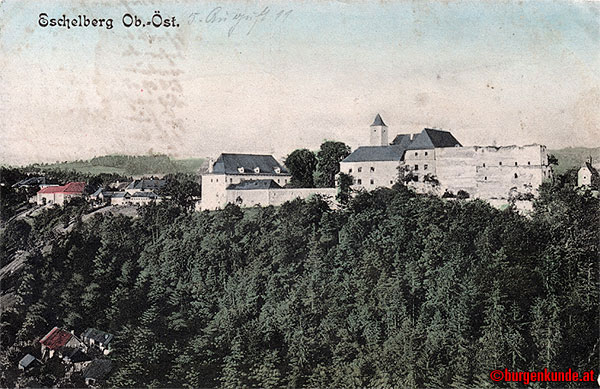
[19,354,36,368]
[12,177,46,188]
[584,161,599,176]
[342,145,406,162]
[406,128,461,150]
[371,114,387,127]
[227,179,282,190]
[82,328,114,346]
[344,128,462,163]
[126,179,166,191]
[131,191,159,198]
[391,134,417,147]
[82,359,112,381]
[112,192,126,198]
[211,153,289,175]
[91,188,104,197]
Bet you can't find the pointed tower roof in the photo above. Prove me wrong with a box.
[370,114,387,127]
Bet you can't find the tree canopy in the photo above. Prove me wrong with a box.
[0,168,598,388]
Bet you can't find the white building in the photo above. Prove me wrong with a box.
[201,153,337,210]
[201,153,291,210]
[577,157,599,188]
[340,114,552,200]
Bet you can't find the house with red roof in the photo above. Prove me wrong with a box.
[36,182,86,206]
[39,327,84,360]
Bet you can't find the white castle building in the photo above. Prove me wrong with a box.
[200,153,336,210]
[340,114,553,200]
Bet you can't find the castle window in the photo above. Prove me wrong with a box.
[216,179,218,182]
[424,164,428,170]
[484,176,487,181]
[370,179,374,185]
[425,151,428,156]
[238,167,245,173]
[358,167,362,173]
[254,167,260,173]
[211,179,213,183]
[528,161,531,165]
[514,173,518,178]
[483,163,486,167]
[415,152,418,156]
[499,162,502,166]
[349,168,352,173]
[357,179,362,185]
[390,180,393,184]
[277,179,280,183]
[230,178,233,183]
[370,167,375,172]
[514,162,518,166]
[414,164,419,171]
[274,167,281,174]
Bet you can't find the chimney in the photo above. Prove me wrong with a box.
[208,158,214,173]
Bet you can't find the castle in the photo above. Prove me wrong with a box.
[200,115,553,210]
[200,153,336,210]
[340,114,553,200]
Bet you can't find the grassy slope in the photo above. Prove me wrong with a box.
[34,156,206,176]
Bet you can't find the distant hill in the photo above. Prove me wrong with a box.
[28,154,207,177]
[549,147,600,175]
[15,147,600,177]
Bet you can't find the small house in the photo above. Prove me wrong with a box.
[81,328,114,355]
[18,354,40,370]
[36,182,86,206]
[578,157,599,188]
[39,327,84,360]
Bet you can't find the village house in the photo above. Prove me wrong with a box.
[81,328,114,355]
[12,176,49,189]
[340,114,552,200]
[124,178,166,194]
[90,179,165,206]
[36,182,86,206]
[18,354,40,371]
[577,157,599,188]
[39,327,85,361]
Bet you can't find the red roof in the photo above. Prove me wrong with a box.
[40,327,72,350]
[38,182,86,194]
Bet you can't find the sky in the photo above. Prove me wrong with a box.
[0,0,598,165]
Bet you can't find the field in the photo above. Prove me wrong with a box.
[28,155,206,177]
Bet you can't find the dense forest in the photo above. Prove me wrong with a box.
[0,168,598,388]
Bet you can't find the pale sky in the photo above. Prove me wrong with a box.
[0,0,598,165]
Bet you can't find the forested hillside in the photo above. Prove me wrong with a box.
[25,154,206,176]
[549,147,600,175]
[0,173,598,387]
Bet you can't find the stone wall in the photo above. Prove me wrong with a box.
[268,188,337,206]
[434,144,551,199]
[201,173,291,210]
[202,187,338,210]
